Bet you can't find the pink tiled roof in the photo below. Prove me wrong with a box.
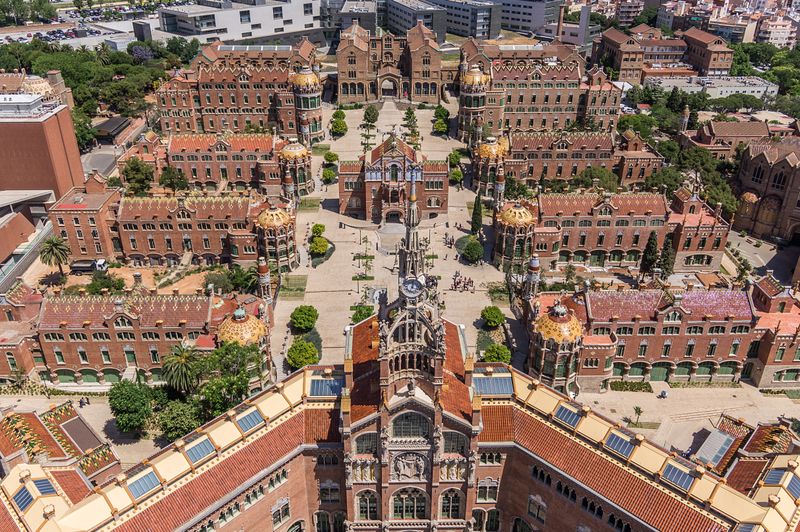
[587,290,669,321]
[117,195,255,222]
[677,290,752,321]
[509,132,613,152]
[167,134,280,153]
[538,193,667,217]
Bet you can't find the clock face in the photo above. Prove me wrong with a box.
[401,278,424,298]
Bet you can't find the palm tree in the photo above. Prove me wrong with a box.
[633,406,643,427]
[39,236,70,277]
[162,345,200,395]
[95,43,111,66]
[228,265,258,294]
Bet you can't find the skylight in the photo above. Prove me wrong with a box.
[662,464,694,491]
[33,478,56,495]
[236,409,264,433]
[763,468,785,485]
[12,487,33,511]
[554,405,581,428]
[787,474,800,499]
[309,378,344,397]
[605,433,634,458]
[127,471,160,499]
[185,438,215,464]
[473,376,514,395]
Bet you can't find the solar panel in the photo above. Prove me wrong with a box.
[662,464,694,491]
[310,378,344,396]
[12,487,33,511]
[33,479,56,495]
[185,439,215,464]
[787,474,800,499]
[764,468,786,485]
[473,377,514,395]
[736,525,756,532]
[695,430,735,467]
[554,405,581,428]
[605,433,634,458]
[128,471,160,499]
[236,409,264,433]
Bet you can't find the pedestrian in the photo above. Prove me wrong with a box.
[85,396,90,405]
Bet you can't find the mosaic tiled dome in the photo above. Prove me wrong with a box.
[499,203,535,227]
[535,303,583,344]
[477,137,507,159]
[622,129,636,141]
[256,206,292,229]
[217,308,267,346]
[280,140,308,160]
[462,65,490,87]
[291,66,320,89]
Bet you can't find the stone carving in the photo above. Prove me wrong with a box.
[392,452,427,481]
[432,425,443,463]
[468,450,478,485]
[344,456,353,488]
[380,426,390,463]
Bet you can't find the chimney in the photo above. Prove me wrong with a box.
[133,271,142,285]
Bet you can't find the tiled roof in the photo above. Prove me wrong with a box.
[370,136,418,163]
[167,133,280,153]
[50,188,117,212]
[339,161,363,174]
[494,64,581,81]
[114,413,305,532]
[755,275,784,298]
[603,28,634,45]
[677,290,753,321]
[707,120,769,138]
[0,502,19,532]
[18,413,67,459]
[746,137,800,164]
[117,195,255,222]
[742,423,795,454]
[683,26,725,45]
[39,294,212,330]
[422,161,448,173]
[587,290,669,321]
[443,321,465,376]
[305,408,340,443]
[511,407,727,532]
[537,193,667,217]
[350,373,380,422]
[50,469,91,504]
[478,405,515,442]
[441,372,471,422]
[725,458,768,495]
[407,21,439,51]
[509,131,613,152]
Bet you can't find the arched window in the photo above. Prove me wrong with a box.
[392,412,429,438]
[486,509,500,531]
[357,491,378,520]
[390,165,399,181]
[114,316,132,328]
[444,431,467,454]
[392,488,426,519]
[772,171,787,190]
[472,509,485,530]
[315,512,330,532]
[332,513,345,532]
[355,433,377,454]
[512,518,533,532]
[440,490,462,518]
[664,311,682,322]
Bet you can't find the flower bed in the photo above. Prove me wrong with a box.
[609,381,653,393]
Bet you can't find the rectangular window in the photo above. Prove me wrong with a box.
[101,348,111,364]
[273,6,283,18]
[776,348,785,361]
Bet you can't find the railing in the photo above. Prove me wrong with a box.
[0,221,52,293]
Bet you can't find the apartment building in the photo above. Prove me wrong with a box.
[385,0,447,43]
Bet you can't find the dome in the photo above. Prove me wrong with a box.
[741,192,759,204]
[21,76,53,97]
[499,203,535,226]
[257,206,292,229]
[462,65,490,87]
[280,139,308,160]
[622,129,636,141]
[291,66,320,89]
[477,136,507,159]
[535,304,583,344]
[217,308,267,346]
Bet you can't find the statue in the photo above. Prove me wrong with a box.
[433,426,443,463]
[468,450,478,485]
[392,452,427,481]
[344,456,353,488]
[380,426,390,463]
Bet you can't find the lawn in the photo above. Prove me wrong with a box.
[311,144,331,156]
[280,275,308,300]
[298,197,321,212]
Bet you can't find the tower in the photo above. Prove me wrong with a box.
[494,162,505,208]
[397,174,427,280]
[524,254,541,301]
[257,256,272,305]
[290,66,323,145]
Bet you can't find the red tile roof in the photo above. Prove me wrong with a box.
[39,294,212,330]
[707,121,769,139]
[305,408,340,443]
[537,193,667,217]
[118,195,255,222]
[50,469,91,504]
[0,501,19,531]
[441,372,471,422]
[494,64,581,82]
[509,132,614,153]
[478,405,515,442]
[370,136,418,163]
[510,407,726,532]
[587,289,752,322]
[742,423,795,454]
[443,321,465,376]
[755,275,784,298]
[725,458,768,495]
[114,413,305,532]
[167,134,280,153]
[18,413,67,459]
[350,372,380,423]
[678,290,753,321]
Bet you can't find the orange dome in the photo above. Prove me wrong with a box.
[462,65,490,87]
[499,203,535,226]
[217,308,267,346]
[535,304,583,344]
[257,206,292,229]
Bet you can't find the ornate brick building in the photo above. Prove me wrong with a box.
[156,40,324,144]
[336,21,452,104]
[491,185,728,274]
[0,197,798,532]
[457,62,623,145]
[679,120,771,160]
[338,134,448,222]
[734,137,800,242]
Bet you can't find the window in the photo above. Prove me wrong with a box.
[527,495,546,523]
[477,480,498,502]
[272,499,290,527]
[319,481,340,503]
[440,490,462,518]
[444,432,466,454]
[687,326,703,335]
[128,471,160,499]
[638,326,655,335]
[355,433,377,454]
[304,2,312,14]
[392,488,426,519]
[115,316,133,328]
[732,325,750,334]
[393,412,429,438]
[664,311,681,322]
[357,491,378,520]
[709,326,725,334]
[315,512,330,532]
[317,454,339,466]
[512,518,533,532]
[480,452,502,465]
[186,439,215,463]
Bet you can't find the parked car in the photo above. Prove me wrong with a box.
[69,259,107,275]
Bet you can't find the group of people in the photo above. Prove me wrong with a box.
[451,271,475,292]
[443,232,456,248]
[78,396,92,408]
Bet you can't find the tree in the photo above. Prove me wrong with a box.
[203,270,234,294]
[108,381,152,434]
[640,231,660,275]
[564,264,577,284]
[84,270,125,295]
[352,306,374,323]
[322,167,336,184]
[162,345,200,395]
[462,238,484,263]
[666,87,683,113]
[434,105,450,121]
[287,338,319,370]
[73,0,84,9]
[481,306,505,328]
[577,166,620,191]
[39,236,70,276]
[433,118,449,135]
[402,107,420,147]
[657,234,675,278]
[656,140,680,164]
[483,343,511,364]
[71,109,95,151]
[644,167,683,195]
[323,151,339,164]
[632,6,658,26]
[290,305,319,332]
[121,157,154,196]
[227,265,258,293]
[158,400,200,441]
[360,105,378,150]
[449,168,463,184]
[448,150,462,168]
[363,104,379,125]
[331,118,348,137]
[198,375,248,419]
[633,406,643,426]
[312,223,325,237]
[618,114,657,141]
[504,177,533,200]
[310,236,329,256]
[332,109,345,120]
[471,194,483,235]
[736,258,752,283]
[158,166,188,193]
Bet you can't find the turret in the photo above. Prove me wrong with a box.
[257,256,272,304]
[524,254,541,301]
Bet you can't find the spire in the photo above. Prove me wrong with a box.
[398,169,426,280]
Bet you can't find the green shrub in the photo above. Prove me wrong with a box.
[287,338,319,369]
[290,305,319,332]
[462,238,484,264]
[310,236,329,256]
[351,305,374,323]
[609,381,653,393]
[322,167,336,183]
[312,223,325,237]
[323,151,339,164]
[483,343,511,363]
[481,306,505,328]
[332,109,345,120]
